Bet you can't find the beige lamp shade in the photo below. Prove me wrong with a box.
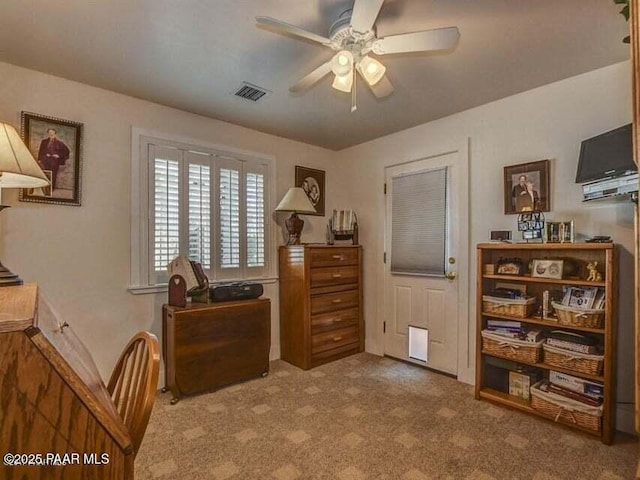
[0,122,50,188]
[275,187,316,214]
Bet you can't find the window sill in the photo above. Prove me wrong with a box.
[128,276,279,295]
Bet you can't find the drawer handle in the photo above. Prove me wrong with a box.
[332,255,344,260]
[333,336,343,342]
[332,274,342,278]
[332,299,342,304]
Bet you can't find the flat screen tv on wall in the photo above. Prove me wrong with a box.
[575,124,636,184]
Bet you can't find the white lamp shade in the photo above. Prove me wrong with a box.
[332,72,353,93]
[0,123,50,188]
[358,56,386,86]
[331,51,353,77]
[275,187,316,213]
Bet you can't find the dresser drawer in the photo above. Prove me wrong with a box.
[311,289,359,314]
[309,248,359,268]
[311,325,359,354]
[311,308,358,334]
[310,266,359,288]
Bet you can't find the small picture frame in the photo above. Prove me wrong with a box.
[545,221,575,243]
[295,165,325,216]
[531,259,564,279]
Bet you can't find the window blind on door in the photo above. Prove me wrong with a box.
[391,167,447,276]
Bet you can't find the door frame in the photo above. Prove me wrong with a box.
[381,138,471,383]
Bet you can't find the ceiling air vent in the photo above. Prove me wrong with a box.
[233,82,270,102]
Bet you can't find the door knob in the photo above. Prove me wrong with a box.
[445,271,457,280]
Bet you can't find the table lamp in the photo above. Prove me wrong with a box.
[0,122,50,286]
[275,187,316,245]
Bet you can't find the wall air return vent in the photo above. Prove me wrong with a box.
[233,82,271,102]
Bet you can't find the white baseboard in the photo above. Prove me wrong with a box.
[269,345,281,361]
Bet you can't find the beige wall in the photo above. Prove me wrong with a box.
[337,61,635,432]
[0,61,345,381]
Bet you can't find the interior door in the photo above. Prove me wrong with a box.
[383,151,464,375]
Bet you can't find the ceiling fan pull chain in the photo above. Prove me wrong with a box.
[351,70,357,113]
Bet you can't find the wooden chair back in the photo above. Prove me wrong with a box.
[107,331,160,455]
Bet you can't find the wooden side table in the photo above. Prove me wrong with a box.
[162,298,270,403]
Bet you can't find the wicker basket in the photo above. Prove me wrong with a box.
[481,330,544,363]
[543,344,603,376]
[530,381,602,432]
[482,296,537,318]
[551,302,604,329]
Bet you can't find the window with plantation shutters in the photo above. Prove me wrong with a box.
[136,135,272,289]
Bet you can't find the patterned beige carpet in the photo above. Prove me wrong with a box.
[136,353,636,480]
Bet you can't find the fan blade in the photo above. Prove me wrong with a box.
[373,27,460,55]
[256,16,332,46]
[350,0,385,33]
[368,74,394,98]
[289,61,333,93]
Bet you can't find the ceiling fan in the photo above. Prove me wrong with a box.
[256,0,460,111]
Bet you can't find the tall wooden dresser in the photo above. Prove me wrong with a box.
[279,245,364,369]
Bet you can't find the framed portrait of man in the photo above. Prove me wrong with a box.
[503,159,550,215]
[19,111,83,206]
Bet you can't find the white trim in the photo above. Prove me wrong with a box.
[128,276,280,295]
[130,127,277,293]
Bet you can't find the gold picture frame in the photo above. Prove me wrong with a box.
[19,111,83,206]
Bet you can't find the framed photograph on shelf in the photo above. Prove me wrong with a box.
[531,259,564,279]
[503,159,550,215]
[545,221,575,243]
[295,165,325,216]
[19,111,83,206]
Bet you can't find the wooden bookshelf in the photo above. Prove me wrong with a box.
[475,243,616,444]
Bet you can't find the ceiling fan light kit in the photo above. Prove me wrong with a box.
[256,0,460,110]
[359,55,385,86]
[332,71,353,93]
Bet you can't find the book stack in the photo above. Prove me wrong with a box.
[485,319,522,338]
[485,319,543,342]
[560,286,605,310]
[546,330,599,354]
[543,371,604,407]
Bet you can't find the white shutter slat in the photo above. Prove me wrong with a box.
[153,156,180,273]
[246,172,265,267]
[188,162,211,269]
[219,167,240,269]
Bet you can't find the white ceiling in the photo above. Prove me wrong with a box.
[0,1,630,150]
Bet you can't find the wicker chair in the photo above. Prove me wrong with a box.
[108,331,160,454]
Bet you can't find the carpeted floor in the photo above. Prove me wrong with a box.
[136,353,636,480]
